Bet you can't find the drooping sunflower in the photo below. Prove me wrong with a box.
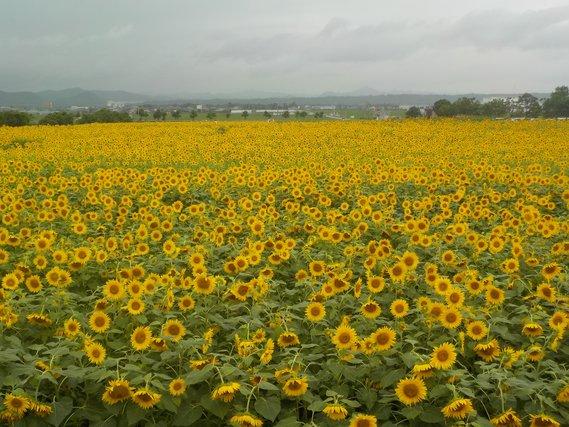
[230,413,264,427]
[162,319,186,342]
[348,414,377,427]
[282,377,308,397]
[442,398,475,419]
[278,331,300,348]
[305,302,326,322]
[88,311,111,333]
[131,326,152,350]
[522,322,543,337]
[212,382,240,402]
[529,414,560,427]
[556,385,569,403]
[474,339,501,362]
[168,378,187,397]
[132,387,161,409]
[3,393,29,416]
[332,325,358,350]
[430,342,457,370]
[102,379,133,405]
[323,403,348,421]
[490,408,522,427]
[412,363,434,379]
[541,263,561,281]
[527,345,545,362]
[395,377,427,405]
[371,326,397,351]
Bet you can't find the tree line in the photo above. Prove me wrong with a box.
[406,86,569,119]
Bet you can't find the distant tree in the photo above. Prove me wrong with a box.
[171,110,181,119]
[241,111,249,119]
[206,112,216,120]
[514,93,542,118]
[282,111,290,119]
[433,99,455,117]
[0,110,31,127]
[299,111,307,118]
[77,109,132,124]
[480,99,510,118]
[263,110,271,119]
[152,109,164,120]
[543,86,569,118]
[39,111,75,125]
[452,97,481,116]
[189,110,198,120]
[314,112,324,119]
[136,107,148,117]
[405,106,422,118]
[225,111,231,118]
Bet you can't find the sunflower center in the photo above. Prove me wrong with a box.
[403,384,418,398]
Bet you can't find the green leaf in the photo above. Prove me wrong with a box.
[173,406,202,426]
[126,405,146,426]
[419,407,444,423]
[356,388,377,411]
[199,395,229,418]
[47,396,73,426]
[255,396,281,422]
[185,366,213,385]
[380,369,404,388]
[258,381,279,391]
[274,416,303,427]
[400,406,421,420]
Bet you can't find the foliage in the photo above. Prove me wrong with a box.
[38,111,75,125]
[77,109,132,124]
[0,110,31,127]
[405,106,422,118]
[543,86,569,118]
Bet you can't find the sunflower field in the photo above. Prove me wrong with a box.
[0,120,568,427]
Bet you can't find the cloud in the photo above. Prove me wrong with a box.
[200,6,569,65]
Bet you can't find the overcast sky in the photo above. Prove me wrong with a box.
[1,0,568,95]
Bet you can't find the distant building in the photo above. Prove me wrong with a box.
[107,100,127,109]
[42,100,55,110]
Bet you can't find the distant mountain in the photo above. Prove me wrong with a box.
[0,88,151,109]
[320,86,383,97]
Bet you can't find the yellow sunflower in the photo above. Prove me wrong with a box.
[430,342,457,370]
[323,403,348,421]
[102,379,133,405]
[212,382,240,402]
[348,414,377,427]
[305,302,326,322]
[88,311,111,333]
[442,398,475,419]
[168,378,187,397]
[395,377,427,405]
[162,319,186,342]
[131,326,152,350]
[132,387,161,409]
[332,325,358,350]
[282,377,308,397]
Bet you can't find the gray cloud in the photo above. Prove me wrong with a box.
[0,1,567,94]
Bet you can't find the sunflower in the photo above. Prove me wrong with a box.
[260,338,274,364]
[361,300,381,319]
[178,294,195,311]
[131,326,152,350]
[557,385,569,403]
[211,382,240,402]
[474,339,501,362]
[536,283,556,302]
[1,273,19,290]
[282,377,308,397]
[395,377,427,405]
[527,345,545,362]
[401,251,419,270]
[309,260,326,276]
[168,378,187,397]
[490,408,522,427]
[430,342,457,370]
[64,318,81,338]
[162,319,186,342]
[412,363,434,379]
[522,322,543,337]
[466,320,488,340]
[442,398,474,419]
[371,327,396,351]
[193,274,216,295]
[102,379,133,405]
[88,311,111,333]
[126,298,145,315]
[305,302,326,322]
[25,275,42,293]
[367,276,385,293]
[434,277,452,295]
[332,325,358,350]
[3,393,29,416]
[85,342,106,365]
[388,262,407,283]
[390,299,409,318]
[323,403,348,421]
[278,331,300,348]
[348,414,377,427]
[486,286,505,305]
[541,263,561,281]
[132,388,161,409]
[446,288,465,306]
[440,307,462,329]
[466,279,484,295]
[103,280,125,300]
[428,302,445,321]
[529,414,560,427]
[230,413,264,427]
[549,311,568,330]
